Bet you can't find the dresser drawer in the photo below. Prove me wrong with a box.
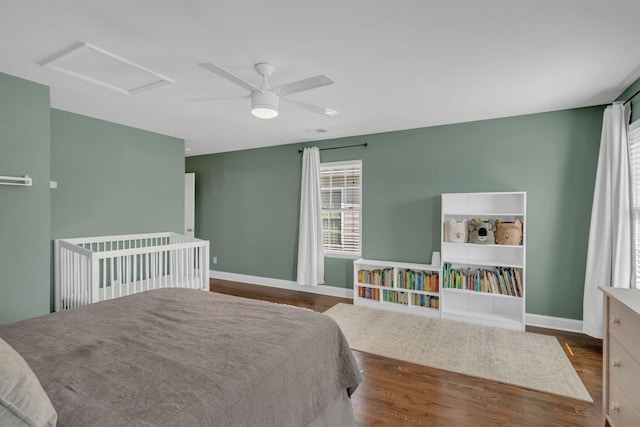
[608,380,640,427]
[609,299,640,362]
[609,336,640,415]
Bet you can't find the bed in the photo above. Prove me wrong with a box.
[0,288,362,426]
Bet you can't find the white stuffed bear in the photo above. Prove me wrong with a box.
[444,220,468,243]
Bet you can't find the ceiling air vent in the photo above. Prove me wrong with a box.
[43,43,174,95]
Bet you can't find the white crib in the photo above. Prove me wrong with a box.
[54,232,210,311]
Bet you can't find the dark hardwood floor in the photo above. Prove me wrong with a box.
[211,279,603,427]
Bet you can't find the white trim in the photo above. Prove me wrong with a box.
[325,251,361,260]
[210,270,354,299]
[320,159,362,168]
[211,270,585,333]
[524,313,584,334]
[43,42,174,95]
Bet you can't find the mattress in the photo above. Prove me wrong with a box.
[0,288,362,426]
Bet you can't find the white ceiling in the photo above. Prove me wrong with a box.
[1,0,640,156]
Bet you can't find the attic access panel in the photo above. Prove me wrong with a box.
[43,43,173,95]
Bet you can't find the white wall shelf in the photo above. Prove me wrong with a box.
[0,175,32,186]
[354,258,440,318]
[441,192,527,331]
[443,212,523,217]
[442,288,522,300]
[443,259,523,269]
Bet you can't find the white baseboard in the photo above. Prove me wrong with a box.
[210,270,353,299]
[210,270,584,333]
[525,313,583,334]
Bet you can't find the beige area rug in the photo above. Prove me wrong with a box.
[324,303,592,403]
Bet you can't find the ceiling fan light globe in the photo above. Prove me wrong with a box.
[251,106,279,119]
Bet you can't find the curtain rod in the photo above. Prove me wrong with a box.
[623,88,640,105]
[298,143,368,154]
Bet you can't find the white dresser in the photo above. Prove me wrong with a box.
[600,287,640,427]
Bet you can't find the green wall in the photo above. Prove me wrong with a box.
[186,106,604,320]
[51,109,185,238]
[1,70,186,324]
[0,73,51,324]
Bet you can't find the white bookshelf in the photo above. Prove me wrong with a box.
[441,192,526,331]
[353,258,440,318]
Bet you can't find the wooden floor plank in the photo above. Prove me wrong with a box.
[211,279,603,426]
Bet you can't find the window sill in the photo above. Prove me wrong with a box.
[324,252,361,260]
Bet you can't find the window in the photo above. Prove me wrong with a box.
[630,120,640,289]
[320,160,362,257]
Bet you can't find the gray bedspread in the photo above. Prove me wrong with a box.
[0,289,362,426]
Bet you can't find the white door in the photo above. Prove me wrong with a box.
[184,173,195,237]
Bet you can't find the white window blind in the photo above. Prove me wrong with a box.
[629,120,640,289]
[320,160,362,257]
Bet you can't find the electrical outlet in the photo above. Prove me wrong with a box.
[212,256,217,264]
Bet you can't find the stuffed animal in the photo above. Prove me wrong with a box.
[444,220,468,243]
[468,218,496,244]
[495,219,523,245]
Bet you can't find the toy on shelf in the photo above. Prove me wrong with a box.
[468,218,496,244]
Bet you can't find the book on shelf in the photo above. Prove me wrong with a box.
[514,269,523,297]
[396,270,439,292]
[358,286,380,300]
[442,263,522,297]
[358,268,393,286]
[412,293,439,309]
[502,268,517,297]
[382,289,409,305]
[496,268,507,295]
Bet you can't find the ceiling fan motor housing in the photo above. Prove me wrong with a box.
[251,90,279,118]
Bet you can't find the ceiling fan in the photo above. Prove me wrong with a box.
[196,62,338,119]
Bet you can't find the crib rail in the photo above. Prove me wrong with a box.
[55,232,210,311]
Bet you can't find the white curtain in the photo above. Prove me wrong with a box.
[297,147,324,286]
[583,102,633,339]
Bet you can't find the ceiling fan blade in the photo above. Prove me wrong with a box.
[282,98,338,117]
[184,95,248,103]
[198,63,263,93]
[273,75,334,97]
